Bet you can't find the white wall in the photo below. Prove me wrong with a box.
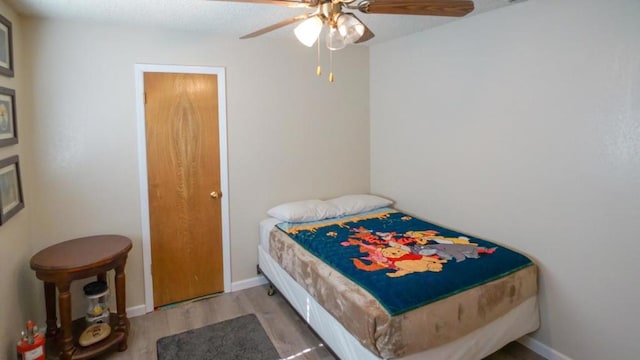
[23,19,369,318]
[370,0,639,359]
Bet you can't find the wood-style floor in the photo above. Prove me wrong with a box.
[90,285,544,360]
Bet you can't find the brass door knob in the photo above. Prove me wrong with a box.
[210,191,221,199]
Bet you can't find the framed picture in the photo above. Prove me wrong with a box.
[0,155,24,225]
[0,14,13,77]
[0,86,17,147]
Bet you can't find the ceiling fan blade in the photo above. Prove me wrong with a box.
[354,25,375,43]
[359,0,474,17]
[350,14,375,44]
[240,13,314,39]
[209,0,314,8]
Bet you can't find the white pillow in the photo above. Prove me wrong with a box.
[327,194,393,216]
[267,199,342,223]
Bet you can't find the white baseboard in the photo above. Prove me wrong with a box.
[128,276,269,317]
[518,335,573,360]
[126,304,148,318]
[230,275,268,292]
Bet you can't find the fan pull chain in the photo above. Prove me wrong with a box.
[316,38,322,76]
[329,49,335,83]
[325,29,334,83]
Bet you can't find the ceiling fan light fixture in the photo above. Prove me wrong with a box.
[337,14,365,44]
[294,16,323,47]
[326,26,346,51]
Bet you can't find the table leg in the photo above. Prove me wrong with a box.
[114,262,128,351]
[97,272,107,283]
[44,282,58,338]
[57,282,75,360]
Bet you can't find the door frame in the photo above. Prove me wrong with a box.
[134,64,231,313]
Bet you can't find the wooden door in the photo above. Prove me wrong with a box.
[144,72,224,307]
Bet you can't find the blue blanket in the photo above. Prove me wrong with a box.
[276,208,534,316]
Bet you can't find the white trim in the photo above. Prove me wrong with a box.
[127,276,267,318]
[230,275,269,292]
[126,304,148,318]
[134,63,231,314]
[518,335,573,360]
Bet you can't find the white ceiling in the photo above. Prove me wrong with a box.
[7,0,517,45]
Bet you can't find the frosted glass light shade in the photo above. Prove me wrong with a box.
[326,26,346,51]
[337,14,365,44]
[294,16,323,47]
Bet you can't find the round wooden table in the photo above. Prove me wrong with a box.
[30,235,132,360]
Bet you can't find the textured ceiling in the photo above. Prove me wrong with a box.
[7,0,517,45]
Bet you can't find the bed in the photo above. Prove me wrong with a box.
[258,195,539,360]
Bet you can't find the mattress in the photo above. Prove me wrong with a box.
[258,211,539,359]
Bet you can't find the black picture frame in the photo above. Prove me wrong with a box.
[0,155,24,225]
[0,86,17,147]
[0,13,13,77]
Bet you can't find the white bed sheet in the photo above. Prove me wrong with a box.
[260,217,282,252]
[258,220,540,360]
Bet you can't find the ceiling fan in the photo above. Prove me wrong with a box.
[214,0,475,81]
